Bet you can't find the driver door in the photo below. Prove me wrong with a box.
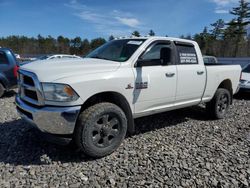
[133,41,177,116]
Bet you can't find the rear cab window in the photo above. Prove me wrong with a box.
[0,51,9,65]
[175,42,198,65]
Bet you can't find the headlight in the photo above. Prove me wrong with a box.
[42,83,79,102]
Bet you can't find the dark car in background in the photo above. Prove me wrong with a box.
[0,48,19,97]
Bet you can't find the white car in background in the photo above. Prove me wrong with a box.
[35,54,82,61]
[240,63,250,92]
[203,56,218,64]
[15,54,21,59]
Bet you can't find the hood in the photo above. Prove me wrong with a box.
[20,58,121,82]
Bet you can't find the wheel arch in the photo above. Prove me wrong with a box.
[0,73,9,89]
[217,79,233,104]
[79,91,135,135]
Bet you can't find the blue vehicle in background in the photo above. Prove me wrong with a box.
[0,48,19,98]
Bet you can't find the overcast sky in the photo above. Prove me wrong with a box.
[0,0,248,39]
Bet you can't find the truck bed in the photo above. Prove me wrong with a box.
[202,64,242,102]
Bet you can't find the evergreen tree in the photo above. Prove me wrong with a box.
[131,31,140,37]
[227,0,250,56]
[148,30,155,36]
[70,37,82,55]
[90,38,106,50]
[109,35,114,41]
[210,19,225,39]
[81,39,90,55]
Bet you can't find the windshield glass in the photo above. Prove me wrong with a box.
[86,39,146,62]
[243,64,250,73]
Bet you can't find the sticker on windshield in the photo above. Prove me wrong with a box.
[127,41,143,45]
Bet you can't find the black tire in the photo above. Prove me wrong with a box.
[0,83,5,98]
[74,102,127,158]
[206,88,231,119]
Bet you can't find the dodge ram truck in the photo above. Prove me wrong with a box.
[16,37,241,158]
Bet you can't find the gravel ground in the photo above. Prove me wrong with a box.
[0,91,250,187]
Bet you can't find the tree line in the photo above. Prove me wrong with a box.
[0,35,106,57]
[0,0,249,57]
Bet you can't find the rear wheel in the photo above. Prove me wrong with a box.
[0,83,5,98]
[206,88,231,119]
[74,102,127,158]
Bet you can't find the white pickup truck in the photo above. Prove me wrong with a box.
[16,37,241,158]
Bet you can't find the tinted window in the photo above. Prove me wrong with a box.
[0,52,9,65]
[203,58,209,64]
[243,64,250,73]
[209,58,216,64]
[176,44,198,64]
[141,43,171,60]
[204,57,216,64]
[87,39,145,62]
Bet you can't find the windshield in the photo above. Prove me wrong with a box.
[86,39,146,62]
[243,64,250,73]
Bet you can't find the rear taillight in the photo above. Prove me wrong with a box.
[13,65,19,78]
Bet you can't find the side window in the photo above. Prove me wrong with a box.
[176,44,198,64]
[203,58,209,64]
[141,43,171,60]
[209,58,216,64]
[0,52,9,65]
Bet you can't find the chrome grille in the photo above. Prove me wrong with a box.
[18,70,44,106]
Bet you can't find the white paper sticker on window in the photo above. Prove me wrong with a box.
[180,53,197,64]
[127,41,143,45]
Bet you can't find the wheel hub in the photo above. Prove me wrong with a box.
[92,114,120,148]
[218,94,228,113]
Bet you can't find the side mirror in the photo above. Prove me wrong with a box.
[135,59,144,67]
[160,47,171,65]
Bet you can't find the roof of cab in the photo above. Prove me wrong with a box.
[115,36,196,44]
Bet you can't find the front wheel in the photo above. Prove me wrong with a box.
[74,102,127,158]
[206,88,231,119]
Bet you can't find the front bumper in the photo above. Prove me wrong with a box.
[239,88,250,92]
[239,83,250,92]
[16,96,81,135]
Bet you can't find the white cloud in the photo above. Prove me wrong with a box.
[212,0,238,6]
[65,0,142,36]
[215,9,229,14]
[115,17,140,27]
[211,0,250,14]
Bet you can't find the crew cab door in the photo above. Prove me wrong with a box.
[133,41,177,116]
[174,42,206,106]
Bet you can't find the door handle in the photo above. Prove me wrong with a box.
[165,73,175,77]
[197,71,204,75]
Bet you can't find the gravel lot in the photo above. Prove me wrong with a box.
[0,91,250,187]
